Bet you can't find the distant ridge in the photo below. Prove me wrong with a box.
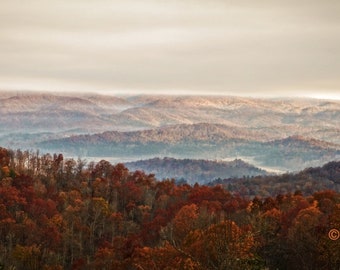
[268,135,340,150]
[41,126,340,149]
[124,157,268,185]
[41,123,267,145]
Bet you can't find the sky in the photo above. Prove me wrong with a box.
[1,0,340,99]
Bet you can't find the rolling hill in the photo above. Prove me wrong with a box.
[124,157,268,185]
[210,161,340,197]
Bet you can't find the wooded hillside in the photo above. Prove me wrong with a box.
[0,147,339,269]
[125,157,268,184]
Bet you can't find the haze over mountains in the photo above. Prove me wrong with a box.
[0,92,339,174]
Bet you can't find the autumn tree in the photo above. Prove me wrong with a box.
[183,220,256,270]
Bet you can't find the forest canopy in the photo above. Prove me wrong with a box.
[0,147,339,269]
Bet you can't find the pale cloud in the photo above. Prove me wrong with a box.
[0,0,340,98]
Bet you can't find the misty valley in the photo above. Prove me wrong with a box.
[1,93,339,176]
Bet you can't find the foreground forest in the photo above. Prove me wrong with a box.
[0,147,339,270]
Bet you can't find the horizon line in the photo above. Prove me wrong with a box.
[1,88,339,101]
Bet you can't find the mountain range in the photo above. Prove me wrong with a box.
[1,91,339,172]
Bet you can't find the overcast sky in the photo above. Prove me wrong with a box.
[1,0,340,98]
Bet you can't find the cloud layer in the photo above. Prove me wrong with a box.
[1,0,340,98]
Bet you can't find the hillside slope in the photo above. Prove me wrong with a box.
[211,161,340,197]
